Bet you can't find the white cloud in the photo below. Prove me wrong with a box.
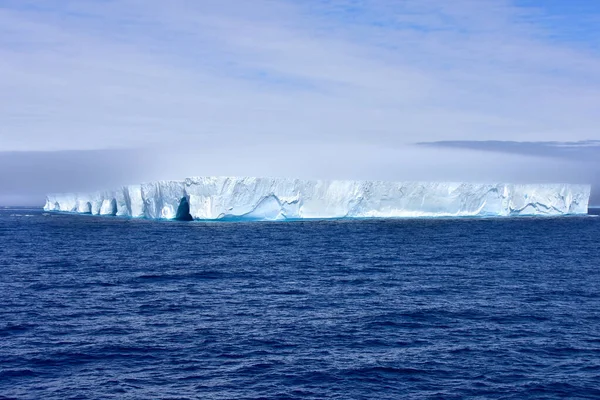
[2,0,600,151]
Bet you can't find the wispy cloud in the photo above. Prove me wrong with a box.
[2,0,600,151]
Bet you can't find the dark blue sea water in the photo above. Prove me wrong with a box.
[1,208,600,399]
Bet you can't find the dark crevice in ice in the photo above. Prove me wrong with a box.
[176,197,193,221]
[110,199,118,216]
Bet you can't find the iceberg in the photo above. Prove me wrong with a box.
[43,177,591,221]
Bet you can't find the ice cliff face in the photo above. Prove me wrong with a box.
[43,177,591,221]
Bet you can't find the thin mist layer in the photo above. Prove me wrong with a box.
[43,177,591,221]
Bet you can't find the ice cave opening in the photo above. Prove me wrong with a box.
[176,197,193,221]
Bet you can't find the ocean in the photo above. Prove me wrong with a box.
[1,208,599,399]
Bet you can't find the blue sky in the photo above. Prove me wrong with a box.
[1,0,599,204]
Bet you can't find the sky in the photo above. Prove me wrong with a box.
[1,0,599,205]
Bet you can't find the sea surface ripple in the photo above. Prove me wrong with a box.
[1,208,600,399]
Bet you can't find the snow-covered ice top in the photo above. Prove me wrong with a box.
[43,177,591,221]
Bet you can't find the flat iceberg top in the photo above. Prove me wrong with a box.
[44,177,591,221]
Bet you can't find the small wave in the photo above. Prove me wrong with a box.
[0,323,36,335]
[0,369,38,378]
[271,289,309,295]
[348,366,425,376]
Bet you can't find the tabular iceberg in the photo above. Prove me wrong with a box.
[43,177,591,221]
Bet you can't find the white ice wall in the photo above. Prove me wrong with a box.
[43,177,591,220]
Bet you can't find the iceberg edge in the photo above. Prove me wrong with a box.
[43,177,591,221]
